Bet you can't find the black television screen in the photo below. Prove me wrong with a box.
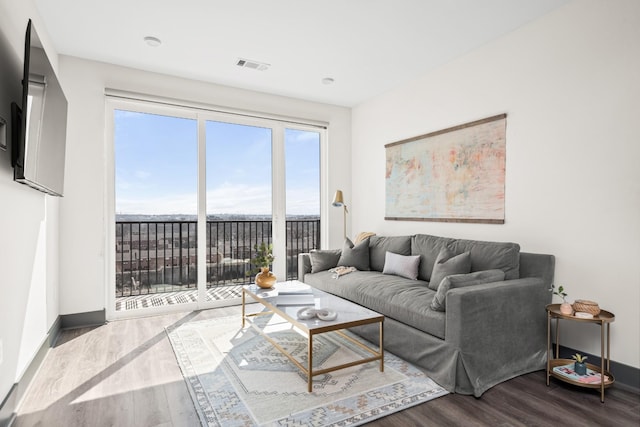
[11,19,68,197]
[0,24,22,157]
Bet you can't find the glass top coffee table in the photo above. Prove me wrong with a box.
[242,280,384,392]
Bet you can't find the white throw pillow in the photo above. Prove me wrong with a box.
[382,251,421,280]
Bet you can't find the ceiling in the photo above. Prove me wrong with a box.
[34,0,568,107]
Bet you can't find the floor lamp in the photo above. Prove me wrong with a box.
[332,190,349,239]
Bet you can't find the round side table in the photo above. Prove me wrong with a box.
[546,304,615,402]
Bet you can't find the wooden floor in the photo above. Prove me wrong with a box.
[14,306,640,427]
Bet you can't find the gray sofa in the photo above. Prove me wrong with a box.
[297,234,555,397]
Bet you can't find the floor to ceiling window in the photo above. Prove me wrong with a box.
[285,128,321,279]
[107,96,324,318]
[113,109,199,311]
[205,120,273,302]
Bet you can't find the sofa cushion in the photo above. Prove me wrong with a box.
[452,238,520,279]
[369,235,412,272]
[428,249,472,291]
[411,234,456,281]
[309,249,341,273]
[337,238,370,271]
[303,270,445,339]
[430,269,506,311]
[382,251,420,280]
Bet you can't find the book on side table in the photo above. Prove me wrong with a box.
[553,363,611,384]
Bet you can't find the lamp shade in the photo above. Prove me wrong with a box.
[332,190,345,207]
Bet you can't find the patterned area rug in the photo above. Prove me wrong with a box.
[166,314,448,426]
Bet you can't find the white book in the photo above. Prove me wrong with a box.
[275,282,312,295]
[277,294,315,306]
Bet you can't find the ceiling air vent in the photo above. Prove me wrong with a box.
[236,58,270,71]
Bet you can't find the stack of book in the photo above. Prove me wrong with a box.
[275,282,315,305]
[553,363,610,384]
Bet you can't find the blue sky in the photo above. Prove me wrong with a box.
[114,110,320,216]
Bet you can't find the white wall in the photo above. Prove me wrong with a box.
[0,0,61,405]
[57,56,351,316]
[352,0,640,368]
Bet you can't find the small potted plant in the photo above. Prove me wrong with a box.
[550,284,573,315]
[251,242,276,289]
[572,353,588,375]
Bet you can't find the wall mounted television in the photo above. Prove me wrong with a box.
[11,19,68,197]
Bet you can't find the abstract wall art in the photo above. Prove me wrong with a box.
[385,114,506,224]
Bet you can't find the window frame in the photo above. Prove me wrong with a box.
[105,93,327,320]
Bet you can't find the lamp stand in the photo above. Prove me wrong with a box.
[342,204,349,239]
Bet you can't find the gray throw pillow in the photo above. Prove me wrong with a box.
[412,234,456,281]
[337,238,370,271]
[452,238,521,280]
[309,249,341,273]
[368,236,411,272]
[430,269,506,311]
[382,251,421,280]
[428,249,471,291]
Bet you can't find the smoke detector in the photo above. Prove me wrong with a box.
[236,58,270,71]
[143,36,162,47]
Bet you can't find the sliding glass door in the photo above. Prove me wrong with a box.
[108,98,324,318]
[205,120,273,302]
[113,109,199,311]
[285,129,321,279]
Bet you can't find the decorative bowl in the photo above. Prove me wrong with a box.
[572,299,600,316]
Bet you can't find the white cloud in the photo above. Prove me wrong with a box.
[116,183,319,216]
[207,183,271,214]
[285,187,320,215]
[116,192,197,215]
[287,130,320,143]
[135,170,151,179]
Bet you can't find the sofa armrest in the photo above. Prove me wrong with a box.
[446,278,550,345]
[445,277,552,395]
[297,253,312,281]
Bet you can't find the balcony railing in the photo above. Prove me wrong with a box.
[115,219,320,297]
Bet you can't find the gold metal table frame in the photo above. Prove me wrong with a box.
[242,283,384,392]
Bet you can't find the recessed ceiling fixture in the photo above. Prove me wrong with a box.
[143,36,162,47]
[321,77,335,85]
[236,58,270,71]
